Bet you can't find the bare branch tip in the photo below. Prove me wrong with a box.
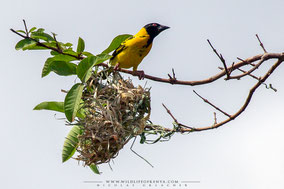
[255,34,267,53]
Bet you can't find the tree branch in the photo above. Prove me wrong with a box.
[228,54,268,80]
[157,55,284,133]
[162,103,194,130]
[256,34,267,53]
[11,26,283,86]
[193,90,231,118]
[10,28,83,60]
[11,21,284,135]
[207,39,230,79]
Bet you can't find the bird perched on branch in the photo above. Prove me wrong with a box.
[110,23,170,79]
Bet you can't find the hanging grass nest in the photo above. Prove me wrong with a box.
[75,71,151,166]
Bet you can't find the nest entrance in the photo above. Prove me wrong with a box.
[75,72,151,166]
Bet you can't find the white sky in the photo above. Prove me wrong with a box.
[2,0,284,188]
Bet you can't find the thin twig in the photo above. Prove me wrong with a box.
[207,39,230,78]
[52,33,62,53]
[172,68,176,79]
[162,103,178,123]
[167,68,177,84]
[23,19,29,37]
[218,66,262,83]
[162,103,194,130]
[237,68,260,81]
[61,89,68,93]
[237,57,256,67]
[229,54,268,80]
[256,34,267,53]
[193,90,231,118]
[228,62,235,76]
[213,112,217,125]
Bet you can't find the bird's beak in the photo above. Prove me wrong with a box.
[158,25,170,33]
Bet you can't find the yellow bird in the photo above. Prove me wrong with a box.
[110,23,170,79]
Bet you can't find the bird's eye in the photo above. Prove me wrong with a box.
[152,23,157,27]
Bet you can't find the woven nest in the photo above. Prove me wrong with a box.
[75,72,151,166]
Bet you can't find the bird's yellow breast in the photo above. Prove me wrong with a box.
[111,28,153,71]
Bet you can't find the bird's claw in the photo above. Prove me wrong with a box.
[134,70,145,80]
[114,63,120,71]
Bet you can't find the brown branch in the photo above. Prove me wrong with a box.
[213,112,217,125]
[193,90,231,118]
[107,53,284,85]
[167,68,177,84]
[162,103,178,123]
[11,21,284,135]
[161,55,284,132]
[11,26,283,86]
[10,28,83,60]
[11,28,28,39]
[236,67,259,81]
[229,54,267,80]
[237,57,256,67]
[256,34,267,53]
[207,39,230,78]
[219,66,265,84]
[234,67,273,90]
[162,103,194,130]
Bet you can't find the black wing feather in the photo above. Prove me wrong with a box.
[110,36,134,60]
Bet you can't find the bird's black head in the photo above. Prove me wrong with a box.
[144,23,170,39]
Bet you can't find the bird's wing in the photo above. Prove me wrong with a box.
[111,36,134,60]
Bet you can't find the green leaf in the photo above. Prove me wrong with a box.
[102,34,132,54]
[15,38,36,50]
[64,83,84,122]
[49,61,77,76]
[23,44,47,50]
[37,28,45,33]
[76,37,85,53]
[77,54,111,83]
[97,53,112,61]
[42,58,54,77]
[29,27,37,33]
[62,126,82,163]
[76,100,86,119]
[31,32,54,42]
[16,30,26,34]
[63,49,79,57]
[42,55,77,77]
[77,56,96,83]
[33,101,64,113]
[50,51,59,56]
[64,42,73,47]
[82,51,94,57]
[19,41,57,51]
[89,164,100,174]
[33,100,85,119]
[52,54,78,62]
[76,56,95,83]
[77,109,85,119]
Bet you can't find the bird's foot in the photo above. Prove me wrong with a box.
[114,63,120,71]
[134,70,145,80]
